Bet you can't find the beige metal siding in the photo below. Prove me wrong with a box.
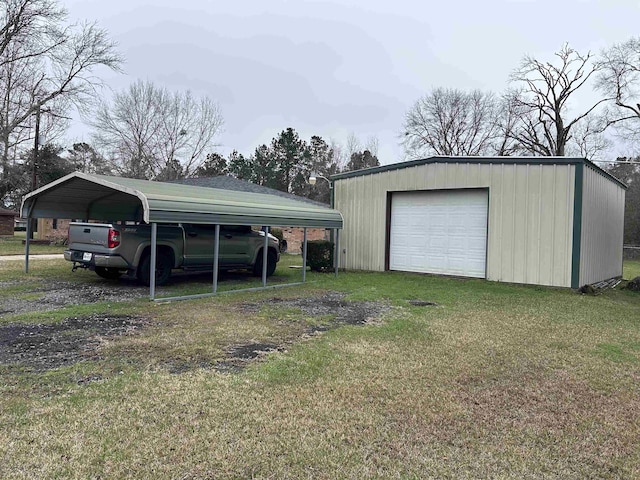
[579,165,626,286]
[334,162,576,287]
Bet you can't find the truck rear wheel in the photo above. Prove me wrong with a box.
[95,267,122,280]
[138,253,172,286]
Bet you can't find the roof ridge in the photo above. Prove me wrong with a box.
[331,156,627,189]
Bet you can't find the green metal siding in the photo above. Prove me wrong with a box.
[571,163,584,288]
[21,173,343,229]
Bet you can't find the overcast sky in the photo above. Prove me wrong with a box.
[59,0,640,164]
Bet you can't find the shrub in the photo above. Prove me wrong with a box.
[307,240,334,272]
[627,276,640,292]
[47,231,69,246]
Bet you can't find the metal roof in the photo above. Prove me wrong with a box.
[332,156,628,190]
[173,176,328,207]
[20,172,343,228]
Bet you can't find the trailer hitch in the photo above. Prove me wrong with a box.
[71,262,89,272]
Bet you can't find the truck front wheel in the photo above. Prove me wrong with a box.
[138,253,172,286]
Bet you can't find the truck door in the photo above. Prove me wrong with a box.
[219,225,253,265]
[182,224,216,266]
[181,224,251,267]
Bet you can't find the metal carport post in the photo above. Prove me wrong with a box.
[24,219,31,273]
[149,223,158,300]
[302,228,307,282]
[212,224,220,293]
[334,228,340,277]
[23,202,35,273]
[261,226,269,288]
[151,223,223,300]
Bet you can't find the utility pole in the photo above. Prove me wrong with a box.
[28,106,41,240]
[33,106,40,191]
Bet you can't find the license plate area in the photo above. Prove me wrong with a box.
[82,252,92,262]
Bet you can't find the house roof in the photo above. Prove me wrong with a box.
[173,176,328,207]
[331,156,627,189]
[0,208,17,216]
[20,172,343,229]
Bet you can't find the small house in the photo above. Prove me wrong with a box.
[0,208,17,235]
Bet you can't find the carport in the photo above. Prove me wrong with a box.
[20,172,343,301]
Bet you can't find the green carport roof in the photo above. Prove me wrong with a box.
[21,172,343,229]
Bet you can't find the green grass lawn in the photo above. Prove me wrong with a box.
[1,258,639,479]
[0,231,66,255]
[625,259,640,280]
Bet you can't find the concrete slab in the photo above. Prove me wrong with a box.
[0,254,63,261]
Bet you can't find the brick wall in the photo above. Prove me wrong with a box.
[37,218,72,241]
[280,227,328,254]
[0,215,14,235]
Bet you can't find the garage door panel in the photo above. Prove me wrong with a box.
[427,256,446,269]
[390,190,488,278]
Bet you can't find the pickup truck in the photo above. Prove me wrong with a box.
[64,222,280,285]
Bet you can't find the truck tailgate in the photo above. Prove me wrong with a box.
[68,223,112,253]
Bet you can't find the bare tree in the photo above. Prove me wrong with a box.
[345,132,361,159]
[567,115,610,160]
[510,44,608,156]
[494,92,523,156]
[156,92,223,179]
[402,88,510,158]
[91,80,223,180]
[91,80,161,179]
[0,0,122,196]
[597,37,640,144]
[328,138,348,171]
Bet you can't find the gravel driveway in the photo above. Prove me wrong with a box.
[0,278,150,317]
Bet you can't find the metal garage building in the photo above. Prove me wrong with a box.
[333,157,626,288]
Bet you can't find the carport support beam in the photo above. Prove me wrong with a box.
[212,224,220,293]
[302,228,307,283]
[155,281,309,303]
[24,219,31,273]
[262,226,269,287]
[334,228,340,277]
[150,222,157,300]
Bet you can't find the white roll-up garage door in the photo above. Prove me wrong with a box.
[389,189,488,278]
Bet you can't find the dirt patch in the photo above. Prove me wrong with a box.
[240,291,387,327]
[0,314,147,371]
[216,343,283,373]
[0,280,150,317]
[217,291,390,372]
[1,288,390,376]
[0,272,290,318]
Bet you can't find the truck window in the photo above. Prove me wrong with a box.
[222,225,251,234]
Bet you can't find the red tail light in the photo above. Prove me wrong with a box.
[108,228,121,248]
